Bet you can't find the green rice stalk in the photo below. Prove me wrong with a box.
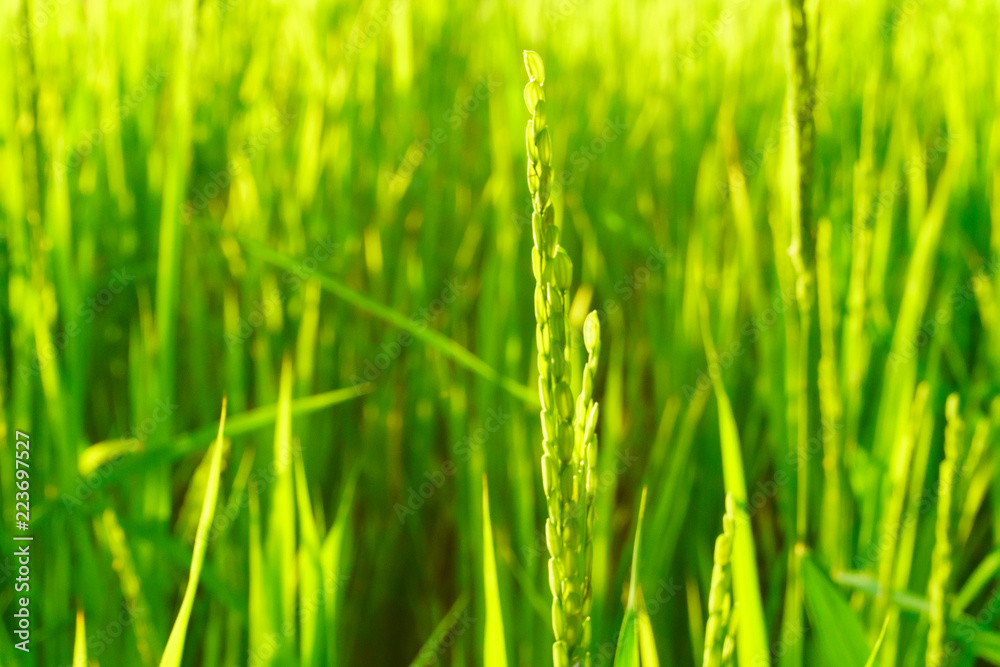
[783,1,817,665]
[703,495,735,667]
[926,394,964,667]
[816,218,844,571]
[577,310,601,665]
[73,609,87,667]
[721,609,739,667]
[523,49,599,667]
[873,382,927,626]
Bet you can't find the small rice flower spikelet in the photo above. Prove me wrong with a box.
[926,394,964,666]
[703,495,736,667]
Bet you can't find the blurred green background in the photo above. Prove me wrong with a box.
[2,0,1000,665]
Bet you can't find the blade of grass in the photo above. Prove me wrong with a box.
[267,358,298,649]
[73,608,86,667]
[75,384,372,498]
[294,445,324,667]
[864,617,890,667]
[322,464,358,667]
[410,594,471,667]
[699,299,770,666]
[233,234,537,406]
[482,475,509,667]
[953,550,1000,614]
[160,397,228,667]
[614,487,647,667]
[801,554,869,666]
[637,593,661,667]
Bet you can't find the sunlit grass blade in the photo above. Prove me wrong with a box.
[103,508,161,664]
[699,300,769,666]
[233,234,537,406]
[267,358,298,653]
[160,397,228,667]
[801,554,869,666]
[482,475,509,667]
[322,465,358,667]
[73,608,87,667]
[294,445,324,667]
[614,487,647,667]
[863,617,889,667]
[637,596,661,667]
[79,384,373,496]
[410,594,471,667]
[953,549,1000,614]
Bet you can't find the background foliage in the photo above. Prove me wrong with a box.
[2,0,1000,665]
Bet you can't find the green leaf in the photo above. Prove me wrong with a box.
[483,475,509,667]
[637,596,661,667]
[234,234,537,406]
[801,554,869,667]
[411,594,471,666]
[159,398,229,667]
[615,487,647,666]
[863,617,889,667]
[294,445,324,667]
[266,357,298,652]
[73,609,87,667]
[699,300,770,666]
[322,465,358,667]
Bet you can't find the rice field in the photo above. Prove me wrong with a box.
[2,0,1000,665]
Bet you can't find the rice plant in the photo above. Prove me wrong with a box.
[523,49,602,667]
[3,0,1000,666]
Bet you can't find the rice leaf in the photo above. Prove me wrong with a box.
[482,475,509,667]
[637,592,661,667]
[159,397,228,667]
[614,487,647,667]
[863,617,889,667]
[699,300,769,665]
[234,235,537,406]
[73,608,87,667]
[410,594,471,667]
[801,554,869,666]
